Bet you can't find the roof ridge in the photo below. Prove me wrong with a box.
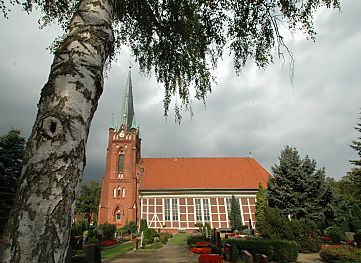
[142,156,253,159]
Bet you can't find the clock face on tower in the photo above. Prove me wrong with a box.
[119,131,125,138]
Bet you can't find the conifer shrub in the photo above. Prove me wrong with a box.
[226,238,298,263]
[143,228,159,241]
[230,242,240,263]
[96,223,116,240]
[259,207,322,252]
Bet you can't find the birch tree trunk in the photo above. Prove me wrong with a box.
[0,0,114,261]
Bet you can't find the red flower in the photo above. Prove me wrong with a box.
[99,239,118,247]
[198,254,223,263]
[191,247,212,254]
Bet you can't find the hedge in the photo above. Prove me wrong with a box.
[319,245,361,262]
[225,238,298,263]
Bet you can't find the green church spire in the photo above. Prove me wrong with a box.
[119,66,135,132]
[109,113,116,130]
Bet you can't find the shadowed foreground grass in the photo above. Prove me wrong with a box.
[169,233,188,246]
[101,242,134,259]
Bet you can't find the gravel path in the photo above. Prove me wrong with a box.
[104,241,198,263]
[297,253,323,263]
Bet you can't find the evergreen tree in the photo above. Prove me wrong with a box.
[229,195,242,232]
[326,177,361,232]
[268,145,336,228]
[0,129,25,234]
[75,181,101,225]
[348,110,361,200]
[255,183,268,228]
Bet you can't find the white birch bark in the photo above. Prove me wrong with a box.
[0,0,114,261]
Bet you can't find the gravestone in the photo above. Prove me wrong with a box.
[241,250,253,263]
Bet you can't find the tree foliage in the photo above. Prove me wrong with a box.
[268,145,340,228]
[327,176,361,232]
[348,110,361,200]
[0,128,25,233]
[2,0,340,119]
[255,183,268,228]
[75,181,101,224]
[139,219,148,233]
[229,195,242,231]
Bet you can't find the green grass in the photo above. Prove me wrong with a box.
[169,233,188,246]
[101,242,134,259]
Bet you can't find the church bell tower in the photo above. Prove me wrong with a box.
[98,67,142,227]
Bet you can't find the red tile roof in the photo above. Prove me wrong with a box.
[139,157,270,191]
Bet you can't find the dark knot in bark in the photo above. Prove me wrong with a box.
[41,116,63,139]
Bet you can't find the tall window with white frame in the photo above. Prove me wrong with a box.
[194,198,211,223]
[226,198,231,216]
[164,198,179,222]
[164,199,171,221]
[203,199,210,222]
[172,198,178,221]
[195,198,203,222]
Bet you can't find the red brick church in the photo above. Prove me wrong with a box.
[98,69,270,232]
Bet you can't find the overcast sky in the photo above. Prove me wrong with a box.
[1,1,360,183]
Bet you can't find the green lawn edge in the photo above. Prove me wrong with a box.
[101,242,134,259]
[169,233,187,246]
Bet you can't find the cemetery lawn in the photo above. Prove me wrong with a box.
[101,242,134,259]
[169,233,187,246]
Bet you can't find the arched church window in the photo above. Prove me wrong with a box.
[113,188,116,198]
[117,187,121,197]
[115,209,122,221]
[118,155,124,174]
[122,188,125,198]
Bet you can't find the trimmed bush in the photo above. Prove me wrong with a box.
[259,207,321,252]
[160,237,167,244]
[319,245,361,262]
[324,226,345,244]
[226,238,298,263]
[187,235,209,246]
[144,228,159,241]
[142,238,152,246]
[96,223,116,240]
[160,232,173,239]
